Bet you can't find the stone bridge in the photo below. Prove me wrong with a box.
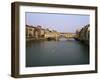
[26,25,76,41]
[45,32,76,40]
[59,33,76,38]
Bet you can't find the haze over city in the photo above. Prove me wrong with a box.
[26,12,89,33]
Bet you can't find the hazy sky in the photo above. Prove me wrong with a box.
[26,12,89,33]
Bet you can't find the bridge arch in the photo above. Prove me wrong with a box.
[57,33,76,40]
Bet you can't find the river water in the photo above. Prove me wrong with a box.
[26,38,89,67]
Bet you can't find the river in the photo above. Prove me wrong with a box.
[26,38,89,67]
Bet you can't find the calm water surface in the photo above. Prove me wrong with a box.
[26,38,89,67]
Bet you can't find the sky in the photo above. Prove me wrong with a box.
[25,12,89,33]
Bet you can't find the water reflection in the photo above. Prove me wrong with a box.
[59,38,75,41]
[26,39,89,67]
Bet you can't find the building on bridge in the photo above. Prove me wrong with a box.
[60,33,76,39]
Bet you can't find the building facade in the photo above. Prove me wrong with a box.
[75,24,90,45]
[26,25,45,39]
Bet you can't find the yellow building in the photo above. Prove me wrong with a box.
[26,25,45,39]
[44,29,59,40]
[26,25,35,38]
